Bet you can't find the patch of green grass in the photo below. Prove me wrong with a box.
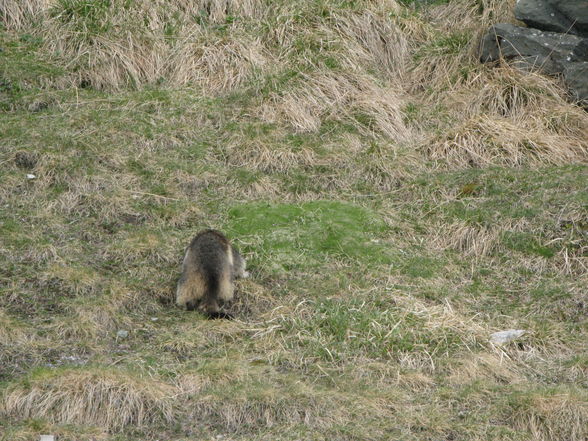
[50,0,114,36]
[398,256,441,278]
[227,200,392,273]
[414,31,472,60]
[409,166,587,226]
[280,297,465,361]
[502,232,555,258]
[0,32,66,110]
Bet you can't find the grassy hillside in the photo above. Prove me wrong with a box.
[1,0,587,440]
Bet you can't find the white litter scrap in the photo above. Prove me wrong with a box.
[490,329,526,345]
[40,436,55,441]
[26,174,36,179]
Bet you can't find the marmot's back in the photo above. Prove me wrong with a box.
[186,230,232,285]
[176,230,246,319]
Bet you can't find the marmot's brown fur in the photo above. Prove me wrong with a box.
[176,230,248,319]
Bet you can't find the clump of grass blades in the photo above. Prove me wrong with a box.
[1,367,177,431]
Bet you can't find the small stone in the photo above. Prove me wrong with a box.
[40,436,55,441]
[151,317,158,321]
[116,330,129,339]
[490,329,526,345]
[26,174,36,180]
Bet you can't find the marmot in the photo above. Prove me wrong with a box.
[176,230,248,319]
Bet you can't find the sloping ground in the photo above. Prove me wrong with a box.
[1,0,587,440]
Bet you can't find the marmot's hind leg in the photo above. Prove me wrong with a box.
[176,267,207,309]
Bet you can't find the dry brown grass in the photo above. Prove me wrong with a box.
[424,114,587,168]
[187,387,347,432]
[402,1,588,168]
[261,70,410,140]
[5,0,585,167]
[174,362,385,434]
[0,0,51,29]
[509,390,588,441]
[448,353,524,385]
[331,7,408,78]
[158,319,246,355]
[1,368,177,431]
[0,309,28,345]
[394,293,487,351]
[431,220,504,258]
[415,67,588,168]
[2,0,267,91]
[47,297,134,340]
[169,32,269,93]
[224,137,318,173]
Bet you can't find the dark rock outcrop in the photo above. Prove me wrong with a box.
[480,23,588,106]
[480,24,588,74]
[562,61,588,104]
[515,0,588,38]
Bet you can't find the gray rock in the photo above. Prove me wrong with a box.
[562,61,588,105]
[480,23,588,106]
[515,0,588,38]
[116,329,129,339]
[480,23,588,75]
[490,329,526,345]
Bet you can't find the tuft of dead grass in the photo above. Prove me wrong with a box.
[448,353,524,386]
[0,0,50,29]
[423,114,587,168]
[394,294,488,352]
[261,71,410,140]
[0,368,178,431]
[0,309,28,346]
[332,8,408,78]
[223,136,318,173]
[431,220,509,258]
[169,32,269,93]
[3,0,267,91]
[184,380,350,432]
[508,389,588,441]
[158,320,245,355]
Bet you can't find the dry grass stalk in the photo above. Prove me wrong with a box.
[262,71,410,140]
[170,0,265,23]
[0,0,51,29]
[509,391,588,441]
[395,295,487,346]
[431,221,503,258]
[187,385,349,432]
[1,369,177,431]
[332,9,408,78]
[169,31,268,92]
[424,115,587,168]
[448,353,524,385]
[226,141,317,173]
